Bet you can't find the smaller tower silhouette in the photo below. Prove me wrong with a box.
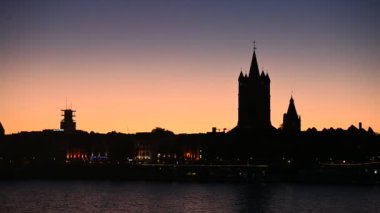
[282,96,301,133]
[60,108,76,132]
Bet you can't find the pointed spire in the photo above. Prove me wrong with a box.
[249,41,260,78]
[287,95,297,116]
[261,70,265,78]
[239,69,244,80]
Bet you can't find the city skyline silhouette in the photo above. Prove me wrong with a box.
[1,44,377,135]
[1,3,380,213]
[1,0,379,134]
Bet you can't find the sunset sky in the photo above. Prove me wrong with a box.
[1,0,379,134]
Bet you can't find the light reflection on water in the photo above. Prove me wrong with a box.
[0,181,379,212]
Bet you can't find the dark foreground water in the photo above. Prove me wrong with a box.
[0,181,379,212]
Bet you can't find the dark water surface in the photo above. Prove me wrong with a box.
[0,181,379,212]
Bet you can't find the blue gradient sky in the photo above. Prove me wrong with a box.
[1,0,379,133]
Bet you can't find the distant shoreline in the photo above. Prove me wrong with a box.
[1,163,379,184]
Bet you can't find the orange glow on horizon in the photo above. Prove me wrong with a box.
[1,0,379,135]
[1,46,379,134]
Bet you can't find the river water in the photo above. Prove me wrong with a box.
[0,181,379,212]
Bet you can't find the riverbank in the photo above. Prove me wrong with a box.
[1,163,379,184]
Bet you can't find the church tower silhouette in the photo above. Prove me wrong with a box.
[282,96,301,133]
[237,44,272,131]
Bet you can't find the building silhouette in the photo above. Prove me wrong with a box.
[0,122,4,136]
[60,108,76,132]
[282,96,301,132]
[237,46,272,131]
